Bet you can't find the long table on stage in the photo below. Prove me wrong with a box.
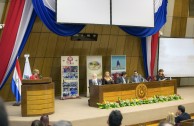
[89,80,177,107]
[21,77,55,117]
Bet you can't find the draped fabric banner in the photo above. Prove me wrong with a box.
[141,32,159,79]
[0,0,25,88]
[32,0,85,36]
[141,38,149,78]
[0,0,35,89]
[120,0,167,37]
[150,32,159,77]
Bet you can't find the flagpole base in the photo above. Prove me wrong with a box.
[12,102,21,106]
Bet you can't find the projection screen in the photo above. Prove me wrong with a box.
[112,0,154,27]
[158,38,194,77]
[57,0,110,25]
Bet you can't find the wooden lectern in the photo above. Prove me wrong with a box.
[21,77,55,117]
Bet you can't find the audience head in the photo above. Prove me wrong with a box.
[177,105,185,115]
[31,120,44,126]
[40,115,49,126]
[108,110,123,126]
[0,97,9,126]
[121,72,127,77]
[53,120,72,126]
[158,121,174,126]
[92,73,97,79]
[166,113,175,125]
[134,71,138,76]
[105,71,110,77]
[158,69,164,75]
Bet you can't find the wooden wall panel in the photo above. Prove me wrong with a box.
[33,58,44,72]
[115,36,126,54]
[53,36,66,57]
[171,0,189,37]
[173,0,183,17]
[35,33,50,57]
[89,35,101,55]
[45,34,57,57]
[2,18,146,100]
[42,58,53,77]
[26,33,40,57]
[181,0,189,17]
[31,18,43,33]
[124,36,134,57]
[81,42,92,56]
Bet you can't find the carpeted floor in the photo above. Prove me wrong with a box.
[5,87,194,126]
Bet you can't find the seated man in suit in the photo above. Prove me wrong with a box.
[89,73,102,86]
[155,69,166,81]
[116,72,128,84]
[175,105,191,124]
[130,71,147,83]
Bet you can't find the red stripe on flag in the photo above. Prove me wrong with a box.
[150,32,159,77]
[15,60,22,81]
[0,0,25,86]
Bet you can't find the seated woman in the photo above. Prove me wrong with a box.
[30,69,41,80]
[102,71,114,85]
[155,69,166,81]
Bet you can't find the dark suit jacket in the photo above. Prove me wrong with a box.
[130,75,147,83]
[116,76,128,84]
[156,74,165,81]
[175,113,191,124]
[89,79,102,87]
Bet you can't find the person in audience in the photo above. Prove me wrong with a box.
[166,113,175,125]
[102,71,114,85]
[175,105,191,124]
[158,121,174,126]
[40,115,50,126]
[155,69,166,81]
[116,72,128,84]
[108,110,123,126]
[30,69,41,80]
[53,120,72,126]
[0,98,9,126]
[130,71,147,83]
[31,120,44,126]
[89,73,102,86]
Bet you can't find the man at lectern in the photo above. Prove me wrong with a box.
[30,69,41,80]
[89,73,102,86]
[130,71,147,83]
[116,72,128,84]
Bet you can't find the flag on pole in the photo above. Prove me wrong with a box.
[11,59,22,103]
[23,54,32,79]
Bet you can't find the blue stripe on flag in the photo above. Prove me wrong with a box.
[11,79,21,103]
[141,37,149,78]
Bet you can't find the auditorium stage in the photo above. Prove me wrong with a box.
[6,87,194,126]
